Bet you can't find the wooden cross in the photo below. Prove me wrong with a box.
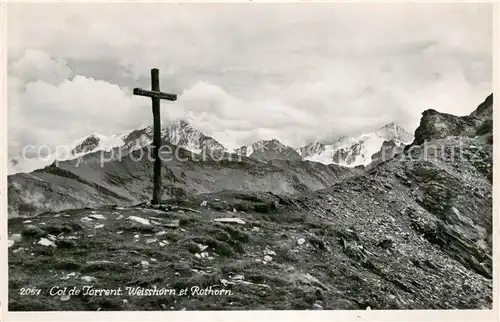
[133,68,177,205]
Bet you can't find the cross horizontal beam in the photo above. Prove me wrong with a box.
[133,88,177,101]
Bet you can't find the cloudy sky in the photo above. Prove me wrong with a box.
[7,2,492,156]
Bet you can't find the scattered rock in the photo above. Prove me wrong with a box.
[264,255,273,262]
[201,200,208,207]
[145,238,158,244]
[155,231,167,236]
[22,220,32,224]
[297,238,306,245]
[60,294,71,301]
[232,275,245,280]
[60,272,78,280]
[127,216,151,226]
[81,276,96,282]
[38,238,56,247]
[313,302,323,310]
[252,226,260,232]
[88,214,106,220]
[197,244,209,252]
[80,217,93,223]
[141,261,149,268]
[266,250,277,256]
[213,218,246,225]
[94,224,105,229]
[8,240,15,248]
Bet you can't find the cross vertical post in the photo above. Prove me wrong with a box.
[150,68,162,205]
[133,68,177,205]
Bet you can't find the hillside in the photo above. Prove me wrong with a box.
[8,143,361,218]
[8,94,493,311]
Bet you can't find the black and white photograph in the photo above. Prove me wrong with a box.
[4,1,495,314]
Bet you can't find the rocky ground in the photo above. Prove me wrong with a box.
[8,94,493,311]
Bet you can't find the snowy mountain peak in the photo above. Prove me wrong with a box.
[375,122,414,143]
[122,120,226,154]
[298,122,414,167]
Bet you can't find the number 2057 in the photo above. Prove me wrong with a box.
[19,288,41,296]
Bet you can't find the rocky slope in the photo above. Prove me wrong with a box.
[7,94,493,311]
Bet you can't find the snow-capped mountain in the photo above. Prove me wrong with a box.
[123,120,225,154]
[8,120,226,175]
[8,132,126,174]
[235,139,302,161]
[8,120,413,174]
[298,123,414,167]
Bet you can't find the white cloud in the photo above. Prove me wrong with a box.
[7,2,492,155]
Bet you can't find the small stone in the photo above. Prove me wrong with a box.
[60,272,78,280]
[264,255,273,262]
[213,218,246,225]
[233,208,237,213]
[266,250,276,256]
[80,217,93,222]
[145,238,158,244]
[366,306,371,310]
[201,200,208,207]
[297,238,306,245]
[60,294,71,301]
[313,303,323,310]
[232,275,244,280]
[89,214,106,220]
[8,240,15,248]
[95,224,105,229]
[134,234,140,239]
[141,261,149,268]
[116,231,123,235]
[155,231,167,236]
[127,216,151,226]
[81,276,96,282]
[150,258,158,262]
[214,199,220,202]
[116,215,124,220]
[38,238,56,247]
[195,253,202,259]
[197,244,209,252]
[252,227,260,232]
[22,220,33,223]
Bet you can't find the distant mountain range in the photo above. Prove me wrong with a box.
[8,120,414,174]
